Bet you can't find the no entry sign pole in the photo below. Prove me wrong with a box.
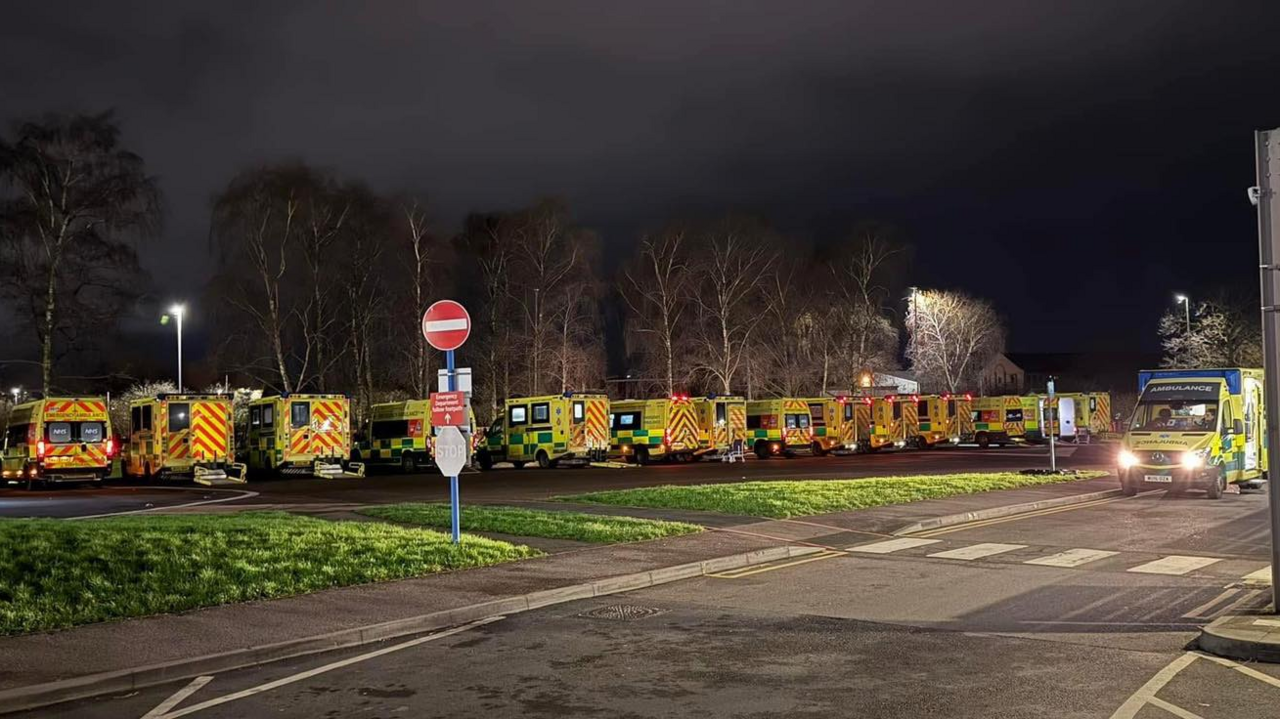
[447,348,460,544]
[423,299,472,545]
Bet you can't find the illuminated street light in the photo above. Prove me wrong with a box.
[163,304,186,392]
[1175,294,1190,334]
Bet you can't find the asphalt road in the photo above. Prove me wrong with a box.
[0,443,1110,517]
[27,485,1279,718]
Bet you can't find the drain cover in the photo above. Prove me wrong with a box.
[580,604,667,621]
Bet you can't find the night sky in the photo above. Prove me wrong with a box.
[5,1,1280,354]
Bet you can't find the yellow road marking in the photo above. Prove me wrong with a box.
[710,550,844,579]
[914,496,1130,537]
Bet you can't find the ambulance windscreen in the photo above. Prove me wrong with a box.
[1132,383,1219,432]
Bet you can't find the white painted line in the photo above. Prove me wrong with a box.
[1148,696,1205,719]
[141,675,213,718]
[1024,548,1120,568]
[1253,618,1280,628]
[70,488,259,521]
[423,318,468,332]
[927,543,1026,561]
[1109,652,1199,719]
[1197,651,1280,689]
[1127,555,1222,576]
[1221,589,1266,616]
[1242,565,1272,585]
[159,617,501,718]
[846,537,941,554]
[1183,588,1240,620]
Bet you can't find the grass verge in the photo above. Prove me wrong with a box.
[359,503,702,543]
[560,471,1109,518]
[0,512,539,636]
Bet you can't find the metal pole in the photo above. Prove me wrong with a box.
[447,348,460,544]
[1253,129,1280,608]
[176,311,183,393]
[1046,382,1056,472]
[1184,298,1191,334]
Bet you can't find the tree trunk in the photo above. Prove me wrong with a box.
[41,260,58,392]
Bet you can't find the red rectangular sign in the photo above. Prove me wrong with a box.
[430,391,468,427]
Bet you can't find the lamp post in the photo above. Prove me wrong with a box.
[1175,294,1191,334]
[9,387,19,404]
[165,304,185,392]
[908,287,919,364]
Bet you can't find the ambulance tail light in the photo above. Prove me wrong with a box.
[37,440,46,459]
[106,437,116,458]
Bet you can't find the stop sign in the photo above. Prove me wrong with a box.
[434,426,469,476]
[422,300,471,352]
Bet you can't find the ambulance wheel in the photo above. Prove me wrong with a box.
[1120,474,1139,496]
[976,434,990,449]
[810,441,827,457]
[633,447,650,466]
[401,453,419,474]
[476,451,494,471]
[536,450,551,469]
[1206,471,1225,500]
[754,441,770,460]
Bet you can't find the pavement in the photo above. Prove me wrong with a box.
[13,481,1279,718]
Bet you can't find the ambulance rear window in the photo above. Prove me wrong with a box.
[612,412,641,430]
[572,402,584,422]
[79,423,104,443]
[843,403,853,421]
[262,405,274,428]
[169,403,190,432]
[291,402,310,429]
[1006,409,1024,422]
[531,403,550,424]
[47,423,72,444]
[717,404,729,424]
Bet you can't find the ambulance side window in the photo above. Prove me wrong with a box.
[1006,409,1024,423]
[169,403,191,432]
[142,405,152,431]
[843,403,853,421]
[5,424,28,449]
[917,400,928,416]
[262,405,274,429]
[947,400,956,417]
[290,402,310,429]
[572,402,584,422]
[250,406,261,428]
[892,403,902,420]
[613,412,640,430]
[809,404,825,426]
[530,403,550,424]
[746,414,762,430]
[131,406,141,433]
[509,405,528,426]
[1220,402,1234,435]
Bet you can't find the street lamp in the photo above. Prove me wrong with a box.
[1175,294,1191,334]
[9,387,19,404]
[163,304,186,392]
[908,287,920,364]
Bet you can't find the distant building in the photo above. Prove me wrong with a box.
[980,353,1025,395]
[870,370,919,395]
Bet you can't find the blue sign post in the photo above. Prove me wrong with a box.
[422,299,472,546]
[447,349,460,544]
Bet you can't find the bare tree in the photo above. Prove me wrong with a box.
[399,199,437,397]
[296,176,351,392]
[621,227,693,395]
[512,200,587,395]
[906,289,1005,392]
[0,111,160,391]
[459,212,519,420]
[1159,291,1262,368]
[756,255,819,396]
[827,224,904,391]
[689,219,776,396]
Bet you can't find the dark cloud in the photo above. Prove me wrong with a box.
[3,0,1279,352]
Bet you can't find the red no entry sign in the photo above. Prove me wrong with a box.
[422,300,471,351]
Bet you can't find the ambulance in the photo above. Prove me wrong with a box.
[803,397,858,454]
[865,395,918,450]
[745,398,813,458]
[915,394,973,448]
[690,395,747,458]
[245,394,363,478]
[476,393,610,469]
[1054,392,1112,437]
[610,395,700,464]
[124,394,244,483]
[352,399,478,473]
[970,395,1042,447]
[2,397,115,488]
[1118,368,1265,499]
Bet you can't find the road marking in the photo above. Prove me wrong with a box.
[1024,548,1119,568]
[1242,565,1272,585]
[1109,652,1199,719]
[1182,588,1240,619]
[914,495,1131,537]
[141,676,213,718]
[927,542,1026,561]
[1196,651,1280,689]
[157,618,501,718]
[710,550,844,578]
[1221,588,1267,615]
[1128,556,1222,576]
[1147,696,1205,719]
[70,488,259,520]
[847,537,941,554]
[1254,618,1280,628]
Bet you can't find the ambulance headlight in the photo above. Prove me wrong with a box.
[1118,450,1138,470]
[1181,449,1208,470]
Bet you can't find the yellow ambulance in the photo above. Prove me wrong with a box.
[477,393,610,469]
[745,398,813,458]
[610,395,700,464]
[124,393,244,483]
[863,395,919,450]
[915,394,972,448]
[352,399,479,473]
[803,397,858,455]
[246,394,362,477]
[2,397,115,488]
[971,395,1042,448]
[690,395,747,458]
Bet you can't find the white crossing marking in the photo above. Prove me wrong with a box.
[1241,566,1272,585]
[1147,696,1205,719]
[1024,548,1119,568]
[846,537,940,554]
[1253,618,1280,628]
[1109,652,1199,719]
[1183,588,1240,619]
[1128,555,1221,576]
[142,676,213,718]
[423,318,468,332]
[927,543,1026,561]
